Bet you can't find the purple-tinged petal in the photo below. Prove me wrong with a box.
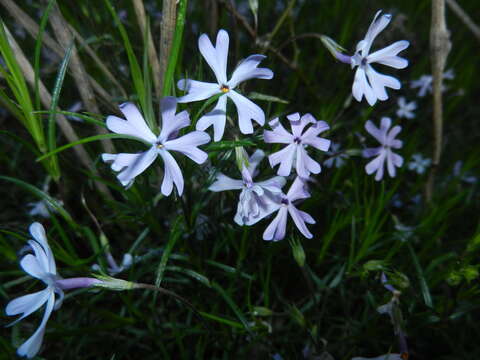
[159,150,184,196]
[196,95,227,142]
[362,11,392,56]
[159,97,190,141]
[362,147,382,158]
[391,152,404,167]
[209,173,243,192]
[227,90,265,134]
[6,289,50,327]
[228,54,273,88]
[256,176,287,193]
[290,113,315,138]
[165,131,210,164]
[352,67,377,106]
[365,152,386,181]
[301,119,329,140]
[20,254,44,280]
[367,40,409,68]
[364,120,385,144]
[288,205,313,239]
[28,223,55,274]
[177,79,220,103]
[17,291,55,359]
[264,118,293,144]
[263,207,288,241]
[287,176,310,202]
[102,148,158,187]
[386,151,397,178]
[106,103,156,143]
[198,30,228,84]
[246,149,265,176]
[295,147,321,178]
[268,144,296,176]
[386,125,402,145]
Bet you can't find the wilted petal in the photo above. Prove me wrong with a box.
[102,148,158,187]
[177,79,220,103]
[106,103,156,143]
[268,144,296,176]
[228,54,273,88]
[165,131,210,164]
[288,205,313,239]
[228,90,265,134]
[196,95,227,142]
[159,97,190,141]
[263,206,288,241]
[17,291,55,359]
[198,30,229,84]
[159,150,184,196]
[209,173,243,192]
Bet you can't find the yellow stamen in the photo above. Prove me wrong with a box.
[220,85,230,93]
[156,143,164,149]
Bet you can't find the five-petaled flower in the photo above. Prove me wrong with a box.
[363,117,403,180]
[263,177,315,241]
[264,113,331,178]
[340,11,409,106]
[396,97,416,119]
[209,149,286,225]
[177,29,273,141]
[5,223,99,358]
[407,153,431,175]
[102,97,210,196]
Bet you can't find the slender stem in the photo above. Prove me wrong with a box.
[446,0,480,43]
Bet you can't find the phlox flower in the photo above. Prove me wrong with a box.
[209,149,286,225]
[324,142,349,169]
[263,177,315,241]
[363,117,403,180]
[264,113,331,178]
[177,29,273,141]
[333,11,409,106]
[407,154,431,174]
[5,223,99,358]
[396,97,416,119]
[102,97,210,196]
[27,200,57,218]
[410,69,454,97]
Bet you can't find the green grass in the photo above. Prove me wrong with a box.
[0,0,479,359]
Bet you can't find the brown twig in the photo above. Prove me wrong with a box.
[132,0,162,98]
[426,0,451,202]
[446,0,480,43]
[1,0,116,110]
[4,25,112,199]
[48,3,114,153]
[159,0,177,95]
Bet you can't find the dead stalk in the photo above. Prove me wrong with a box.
[427,0,451,202]
[159,0,177,95]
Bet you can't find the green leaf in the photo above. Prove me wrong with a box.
[155,218,182,287]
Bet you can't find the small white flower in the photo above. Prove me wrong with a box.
[177,29,273,141]
[410,69,454,97]
[396,97,416,119]
[350,11,409,106]
[363,117,403,180]
[407,154,431,174]
[6,223,62,358]
[209,150,286,225]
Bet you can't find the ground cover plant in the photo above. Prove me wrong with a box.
[0,0,479,359]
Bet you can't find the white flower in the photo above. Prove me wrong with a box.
[177,29,273,141]
[407,154,431,174]
[396,97,416,119]
[350,11,409,106]
[102,97,210,196]
[410,69,454,97]
[6,223,62,358]
[362,117,403,180]
[324,142,349,168]
[209,150,286,225]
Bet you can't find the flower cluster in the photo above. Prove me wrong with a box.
[7,9,411,357]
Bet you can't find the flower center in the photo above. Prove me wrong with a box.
[293,136,301,144]
[220,84,230,93]
[156,142,164,149]
[361,57,367,66]
[281,197,289,206]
